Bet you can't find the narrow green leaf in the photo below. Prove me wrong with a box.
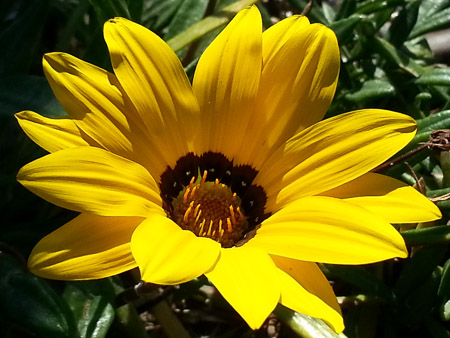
[89,0,131,24]
[322,265,395,301]
[416,69,450,87]
[416,110,450,132]
[335,0,356,21]
[410,7,450,39]
[127,0,144,21]
[394,245,447,301]
[164,0,209,40]
[166,0,259,52]
[329,16,362,43]
[143,0,183,31]
[401,226,450,246]
[438,258,450,298]
[388,0,420,46]
[372,37,424,76]
[344,79,395,103]
[355,0,404,15]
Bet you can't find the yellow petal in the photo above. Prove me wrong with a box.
[271,255,341,316]
[247,196,408,264]
[15,110,90,153]
[17,147,163,217]
[131,214,221,285]
[43,53,141,161]
[322,173,441,223]
[276,267,344,333]
[192,6,262,162]
[255,109,417,211]
[104,17,199,171]
[248,16,340,168]
[205,246,280,329]
[28,213,141,280]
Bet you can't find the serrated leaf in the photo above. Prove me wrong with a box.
[345,79,395,103]
[416,69,450,87]
[0,255,75,337]
[0,76,65,117]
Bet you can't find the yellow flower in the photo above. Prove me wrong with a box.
[16,6,440,332]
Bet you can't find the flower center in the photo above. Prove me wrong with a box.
[159,152,270,247]
[171,171,248,247]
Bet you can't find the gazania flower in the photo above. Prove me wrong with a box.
[16,6,440,332]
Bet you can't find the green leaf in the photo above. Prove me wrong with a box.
[322,265,395,301]
[387,0,420,45]
[416,110,450,132]
[410,7,450,39]
[89,0,131,24]
[355,0,404,15]
[63,281,116,338]
[329,16,362,43]
[166,0,259,52]
[401,226,450,246]
[372,37,424,76]
[0,76,64,117]
[438,258,450,298]
[164,0,209,40]
[401,267,442,325]
[143,0,184,31]
[344,79,395,103]
[394,245,448,301]
[0,0,50,76]
[416,69,450,87]
[334,0,356,21]
[274,306,347,338]
[0,255,75,337]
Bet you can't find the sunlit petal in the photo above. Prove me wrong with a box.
[15,110,90,152]
[192,6,262,162]
[29,213,141,280]
[17,147,163,217]
[104,17,200,172]
[206,247,280,329]
[248,196,407,264]
[255,109,417,210]
[321,173,441,223]
[131,214,221,285]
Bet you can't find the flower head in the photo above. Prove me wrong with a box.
[16,6,441,332]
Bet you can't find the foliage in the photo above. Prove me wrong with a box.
[1,0,450,337]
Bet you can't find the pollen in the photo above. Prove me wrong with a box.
[171,171,248,247]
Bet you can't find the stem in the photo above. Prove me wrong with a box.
[371,144,428,173]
